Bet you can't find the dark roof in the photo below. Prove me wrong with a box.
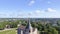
[25,20,31,30]
[18,25,26,30]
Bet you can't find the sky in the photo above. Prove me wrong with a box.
[0,0,60,18]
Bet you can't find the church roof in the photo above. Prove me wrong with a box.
[25,19,32,30]
[18,25,26,30]
[18,19,32,31]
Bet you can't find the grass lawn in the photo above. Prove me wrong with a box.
[0,28,17,34]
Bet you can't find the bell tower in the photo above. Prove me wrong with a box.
[25,19,33,34]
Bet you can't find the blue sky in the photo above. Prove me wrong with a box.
[0,0,60,18]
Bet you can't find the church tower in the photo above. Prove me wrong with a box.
[25,19,33,34]
[17,19,39,34]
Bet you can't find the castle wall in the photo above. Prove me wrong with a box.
[29,27,33,34]
[33,28,38,34]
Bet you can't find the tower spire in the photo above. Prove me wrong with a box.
[25,18,32,30]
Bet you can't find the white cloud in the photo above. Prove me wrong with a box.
[47,8,56,12]
[12,9,60,18]
[28,0,35,6]
[0,9,59,18]
[29,10,41,15]
[35,10,41,13]
[48,1,51,4]
[18,10,41,18]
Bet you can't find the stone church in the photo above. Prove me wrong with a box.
[17,20,39,34]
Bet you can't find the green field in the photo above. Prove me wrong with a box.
[0,28,17,34]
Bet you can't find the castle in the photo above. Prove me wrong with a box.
[17,20,39,34]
